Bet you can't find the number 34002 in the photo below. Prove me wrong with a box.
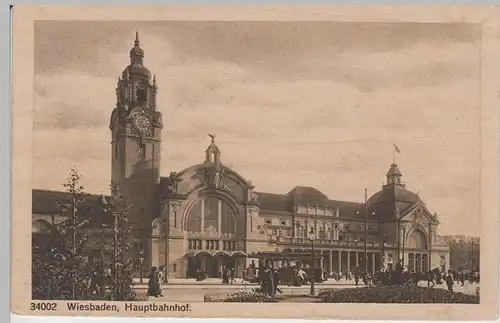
[30,302,57,311]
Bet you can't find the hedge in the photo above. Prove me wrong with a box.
[319,286,479,304]
[223,291,281,303]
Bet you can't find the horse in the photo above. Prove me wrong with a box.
[409,268,441,287]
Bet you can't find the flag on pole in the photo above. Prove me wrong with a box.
[393,142,401,153]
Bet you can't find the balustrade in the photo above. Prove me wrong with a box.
[269,236,396,248]
[187,238,236,252]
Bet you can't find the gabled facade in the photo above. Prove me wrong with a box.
[32,34,450,279]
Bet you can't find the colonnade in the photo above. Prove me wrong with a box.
[324,250,383,274]
[407,252,429,273]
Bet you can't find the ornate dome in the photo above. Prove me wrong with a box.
[122,64,152,79]
[367,185,421,206]
[366,162,423,220]
[286,186,329,206]
[121,32,151,79]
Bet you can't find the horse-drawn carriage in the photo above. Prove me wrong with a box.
[242,250,325,286]
[372,267,443,287]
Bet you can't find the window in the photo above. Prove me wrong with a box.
[339,235,344,241]
[136,83,147,104]
[185,197,236,235]
[265,219,272,225]
[408,229,427,249]
[173,264,177,272]
[360,236,365,242]
[32,220,51,234]
[115,145,118,159]
[280,220,287,226]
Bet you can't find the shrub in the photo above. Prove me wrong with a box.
[223,291,281,303]
[320,286,479,304]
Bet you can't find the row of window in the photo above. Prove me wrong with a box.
[264,219,375,231]
[188,239,237,251]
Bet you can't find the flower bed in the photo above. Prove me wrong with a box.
[223,291,281,303]
[319,286,479,304]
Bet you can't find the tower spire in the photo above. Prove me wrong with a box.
[135,31,140,46]
[129,31,144,62]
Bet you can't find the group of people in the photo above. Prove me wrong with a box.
[146,265,165,298]
[257,266,282,297]
[220,266,237,284]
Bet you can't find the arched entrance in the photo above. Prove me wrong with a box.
[184,196,245,278]
[186,251,246,278]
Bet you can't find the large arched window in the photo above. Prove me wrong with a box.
[408,229,427,249]
[185,197,236,236]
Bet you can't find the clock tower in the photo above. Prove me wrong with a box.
[109,32,162,260]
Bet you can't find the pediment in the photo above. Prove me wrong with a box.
[171,164,249,202]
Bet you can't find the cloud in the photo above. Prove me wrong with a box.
[32,21,481,236]
[35,21,480,76]
[34,72,115,130]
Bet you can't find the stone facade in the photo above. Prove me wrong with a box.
[32,34,450,279]
[441,236,480,272]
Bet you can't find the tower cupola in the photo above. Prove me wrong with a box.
[130,31,144,63]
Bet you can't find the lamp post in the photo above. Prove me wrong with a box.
[401,226,406,269]
[381,234,387,270]
[308,225,316,296]
[275,225,283,252]
[355,189,369,274]
[138,249,145,284]
[294,220,303,252]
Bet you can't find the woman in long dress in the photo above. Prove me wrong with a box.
[147,267,159,298]
[221,266,229,284]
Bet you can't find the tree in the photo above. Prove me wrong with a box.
[32,168,94,300]
[99,181,137,301]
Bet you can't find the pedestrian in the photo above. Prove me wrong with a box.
[221,266,229,284]
[265,267,275,297]
[147,267,160,298]
[157,265,165,297]
[354,268,359,286]
[272,268,282,296]
[459,270,465,287]
[446,270,454,292]
[229,267,237,284]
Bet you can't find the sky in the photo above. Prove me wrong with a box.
[33,21,481,236]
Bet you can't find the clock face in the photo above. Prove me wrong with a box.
[133,114,151,134]
[137,81,146,89]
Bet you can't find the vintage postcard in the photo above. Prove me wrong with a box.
[11,5,500,320]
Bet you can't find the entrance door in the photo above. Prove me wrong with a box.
[187,257,200,278]
[205,256,218,278]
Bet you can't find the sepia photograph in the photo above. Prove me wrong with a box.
[10,5,500,320]
[31,19,482,304]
